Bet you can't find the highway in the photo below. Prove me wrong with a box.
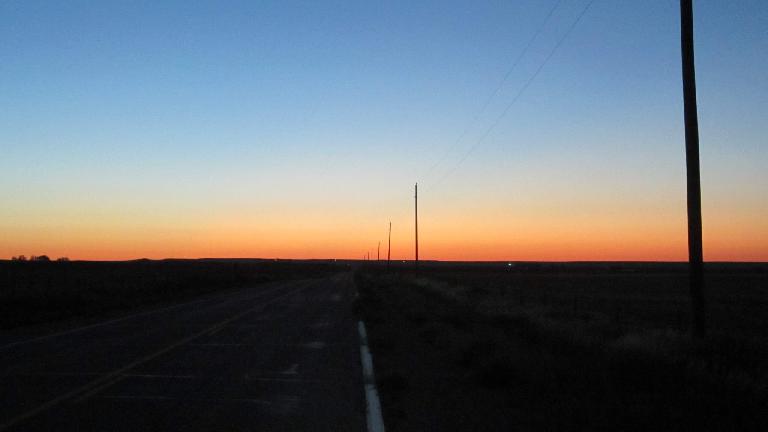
[0,273,366,431]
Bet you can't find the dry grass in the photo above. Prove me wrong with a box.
[406,266,768,378]
[356,264,768,431]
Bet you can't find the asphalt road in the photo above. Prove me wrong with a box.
[0,273,366,431]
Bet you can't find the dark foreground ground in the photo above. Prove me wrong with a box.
[0,259,344,329]
[0,273,365,431]
[3,260,767,431]
[356,262,768,431]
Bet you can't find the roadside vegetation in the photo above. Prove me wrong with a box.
[355,263,768,431]
[0,259,344,329]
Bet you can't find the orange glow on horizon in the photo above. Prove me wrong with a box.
[2,210,765,262]
[2,193,766,262]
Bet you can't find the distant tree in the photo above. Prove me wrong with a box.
[56,257,70,262]
[11,255,27,261]
[31,255,51,262]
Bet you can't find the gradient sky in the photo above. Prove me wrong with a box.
[1,0,766,261]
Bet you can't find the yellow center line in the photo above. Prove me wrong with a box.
[0,279,317,431]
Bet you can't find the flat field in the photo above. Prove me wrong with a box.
[355,263,768,431]
[0,259,346,329]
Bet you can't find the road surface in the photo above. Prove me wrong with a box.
[0,273,366,431]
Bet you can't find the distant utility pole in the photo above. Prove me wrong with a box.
[387,221,392,271]
[414,183,419,269]
[377,241,380,261]
[680,0,706,337]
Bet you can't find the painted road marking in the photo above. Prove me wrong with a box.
[299,341,326,349]
[18,372,325,382]
[0,282,296,351]
[71,284,313,404]
[17,372,195,379]
[101,395,297,404]
[358,321,385,432]
[100,394,302,414]
[188,342,336,348]
[0,282,312,432]
[121,373,197,379]
[311,320,330,328]
[244,376,326,383]
[0,297,212,351]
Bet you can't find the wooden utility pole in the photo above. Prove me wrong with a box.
[377,241,380,261]
[387,221,392,270]
[414,183,419,269]
[680,0,706,336]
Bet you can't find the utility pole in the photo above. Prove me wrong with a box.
[680,0,706,337]
[387,221,392,271]
[377,241,380,261]
[414,183,419,269]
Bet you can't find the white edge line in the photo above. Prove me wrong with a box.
[358,321,385,432]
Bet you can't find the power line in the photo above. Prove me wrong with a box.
[428,0,596,190]
[422,0,565,180]
[473,0,567,124]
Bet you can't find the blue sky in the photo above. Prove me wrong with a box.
[1,0,766,260]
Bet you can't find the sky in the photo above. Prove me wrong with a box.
[1,0,766,261]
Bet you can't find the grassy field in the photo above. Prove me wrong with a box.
[355,263,768,431]
[0,259,346,329]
